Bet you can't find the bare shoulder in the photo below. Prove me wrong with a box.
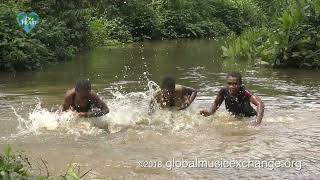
[175,84,184,92]
[218,87,226,94]
[64,88,75,99]
[63,89,74,110]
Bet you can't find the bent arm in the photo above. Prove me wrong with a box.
[87,93,109,117]
[179,86,198,110]
[249,95,264,125]
[186,87,197,105]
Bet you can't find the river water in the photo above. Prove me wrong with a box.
[0,39,319,179]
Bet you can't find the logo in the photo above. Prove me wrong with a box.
[16,12,39,33]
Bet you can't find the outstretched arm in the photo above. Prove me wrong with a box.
[178,86,197,110]
[249,95,264,125]
[200,89,224,117]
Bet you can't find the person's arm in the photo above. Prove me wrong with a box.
[249,95,264,125]
[79,93,109,118]
[200,89,224,117]
[149,90,162,114]
[62,90,74,111]
[148,98,157,114]
[178,86,197,110]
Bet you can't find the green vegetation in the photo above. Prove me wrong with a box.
[0,0,263,72]
[1,0,318,71]
[0,0,90,71]
[222,0,320,68]
[0,146,91,179]
[0,146,30,179]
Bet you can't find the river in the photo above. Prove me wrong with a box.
[0,39,319,179]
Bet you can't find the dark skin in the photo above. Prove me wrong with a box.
[62,88,109,117]
[200,76,265,126]
[152,86,197,110]
[177,86,197,110]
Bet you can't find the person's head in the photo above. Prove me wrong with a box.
[226,72,242,95]
[161,76,176,99]
[75,79,91,98]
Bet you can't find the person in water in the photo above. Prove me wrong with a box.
[151,77,197,110]
[62,79,109,117]
[200,72,264,126]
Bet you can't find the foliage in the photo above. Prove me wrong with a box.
[0,1,90,71]
[222,0,320,68]
[0,146,31,179]
[4,0,307,71]
[0,4,54,71]
[103,0,263,39]
[89,17,132,46]
[0,146,91,179]
[213,0,265,34]
[222,27,275,61]
[114,0,158,40]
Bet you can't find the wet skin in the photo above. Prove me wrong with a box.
[200,76,265,126]
[62,88,109,118]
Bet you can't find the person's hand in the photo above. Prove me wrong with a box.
[178,100,190,110]
[250,121,261,127]
[200,110,211,117]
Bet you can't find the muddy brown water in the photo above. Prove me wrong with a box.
[0,39,319,179]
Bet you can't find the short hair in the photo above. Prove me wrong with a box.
[227,72,242,84]
[161,76,175,90]
[75,79,91,92]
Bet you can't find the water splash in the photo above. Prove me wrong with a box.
[9,81,300,137]
[11,100,76,136]
[10,81,210,136]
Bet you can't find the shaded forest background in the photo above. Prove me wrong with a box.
[0,0,319,71]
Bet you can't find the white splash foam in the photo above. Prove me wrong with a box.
[12,100,76,136]
[10,81,271,136]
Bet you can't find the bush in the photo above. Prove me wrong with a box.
[115,0,158,40]
[222,0,320,68]
[27,0,91,50]
[275,0,320,68]
[0,146,92,179]
[222,27,275,61]
[209,0,265,34]
[0,0,274,71]
[159,9,230,38]
[0,4,55,71]
[89,17,132,46]
[106,0,261,39]
[0,146,30,179]
[0,1,90,71]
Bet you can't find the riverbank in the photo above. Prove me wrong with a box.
[1,0,265,72]
[2,0,319,72]
[222,0,320,69]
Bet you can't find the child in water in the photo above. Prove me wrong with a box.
[200,72,264,126]
[151,77,197,111]
[62,79,109,117]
